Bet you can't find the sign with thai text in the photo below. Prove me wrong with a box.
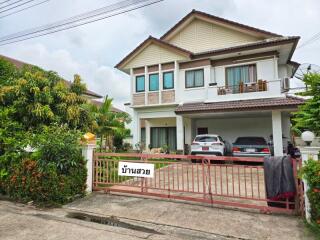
[118,161,155,178]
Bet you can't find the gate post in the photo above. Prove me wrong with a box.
[299,146,320,222]
[81,133,97,193]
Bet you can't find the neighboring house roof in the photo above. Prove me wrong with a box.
[0,54,102,99]
[115,36,192,69]
[90,99,124,113]
[161,9,282,41]
[63,80,102,99]
[175,96,305,114]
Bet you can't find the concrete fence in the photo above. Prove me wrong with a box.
[295,137,320,147]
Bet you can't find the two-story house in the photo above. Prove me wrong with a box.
[116,10,304,156]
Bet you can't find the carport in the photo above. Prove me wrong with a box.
[175,96,304,156]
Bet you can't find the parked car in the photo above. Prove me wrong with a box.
[191,134,228,157]
[232,137,271,157]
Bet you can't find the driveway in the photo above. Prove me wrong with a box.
[106,162,269,208]
[0,193,315,240]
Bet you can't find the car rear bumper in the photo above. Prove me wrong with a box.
[191,151,223,156]
[232,152,270,157]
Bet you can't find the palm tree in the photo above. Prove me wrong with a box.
[88,96,131,151]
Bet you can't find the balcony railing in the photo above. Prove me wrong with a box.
[217,80,268,95]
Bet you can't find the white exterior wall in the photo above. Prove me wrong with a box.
[278,64,289,79]
[178,65,211,103]
[194,117,273,144]
[174,58,285,104]
[129,54,291,105]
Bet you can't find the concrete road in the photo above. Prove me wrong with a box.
[0,193,316,240]
[0,200,237,240]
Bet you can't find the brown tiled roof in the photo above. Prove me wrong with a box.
[193,36,300,59]
[116,35,299,70]
[116,10,300,70]
[90,100,124,113]
[0,54,102,99]
[0,54,30,68]
[175,96,305,114]
[63,80,102,98]
[115,36,192,69]
[161,9,282,40]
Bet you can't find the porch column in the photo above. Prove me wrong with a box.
[272,110,283,156]
[184,118,192,153]
[145,120,151,151]
[133,110,141,150]
[176,115,184,152]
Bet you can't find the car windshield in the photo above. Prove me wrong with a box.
[194,136,218,142]
[235,137,267,145]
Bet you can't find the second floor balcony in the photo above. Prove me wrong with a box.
[206,79,288,103]
[217,80,268,95]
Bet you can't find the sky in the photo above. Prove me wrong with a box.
[1,0,320,110]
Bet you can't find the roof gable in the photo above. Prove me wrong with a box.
[116,37,191,70]
[161,10,281,42]
[167,17,265,53]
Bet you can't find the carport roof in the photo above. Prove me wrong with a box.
[175,96,305,114]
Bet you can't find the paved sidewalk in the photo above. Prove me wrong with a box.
[66,193,314,240]
[0,193,315,240]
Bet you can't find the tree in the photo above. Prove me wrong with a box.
[89,96,131,151]
[292,73,320,135]
[0,65,91,132]
[0,58,18,85]
[0,58,90,204]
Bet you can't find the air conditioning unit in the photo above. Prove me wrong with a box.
[282,77,290,91]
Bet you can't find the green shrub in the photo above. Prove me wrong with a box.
[300,159,320,229]
[32,125,83,174]
[5,158,86,206]
[1,125,87,206]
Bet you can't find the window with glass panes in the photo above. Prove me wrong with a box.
[149,73,159,91]
[185,69,204,88]
[136,75,145,92]
[163,71,174,89]
[226,64,257,86]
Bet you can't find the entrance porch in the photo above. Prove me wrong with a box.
[137,110,290,156]
[132,96,304,156]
